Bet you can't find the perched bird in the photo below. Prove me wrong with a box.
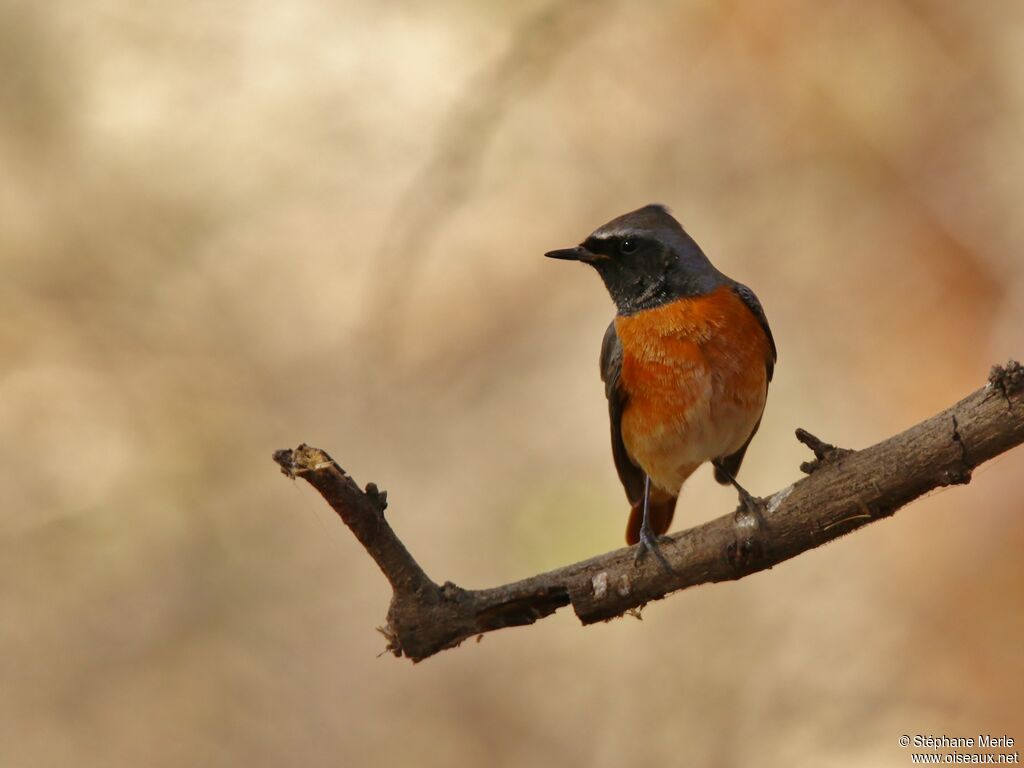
[545,204,776,567]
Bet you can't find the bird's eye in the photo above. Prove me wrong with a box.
[620,238,638,254]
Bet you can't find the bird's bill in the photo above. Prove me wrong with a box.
[544,245,595,262]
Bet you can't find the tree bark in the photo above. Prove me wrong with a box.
[272,361,1024,663]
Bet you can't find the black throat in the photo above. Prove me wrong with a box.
[594,262,725,316]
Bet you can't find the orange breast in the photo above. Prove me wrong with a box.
[614,285,772,494]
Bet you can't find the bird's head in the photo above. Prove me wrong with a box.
[545,204,723,315]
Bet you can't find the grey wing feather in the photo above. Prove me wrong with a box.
[713,416,762,485]
[731,282,776,382]
[600,322,645,505]
[714,283,776,484]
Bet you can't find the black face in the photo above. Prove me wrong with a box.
[579,234,678,314]
[545,205,724,315]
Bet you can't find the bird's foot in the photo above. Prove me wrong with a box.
[713,461,767,528]
[727,486,769,571]
[634,524,675,574]
[732,484,768,529]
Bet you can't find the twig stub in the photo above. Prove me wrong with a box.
[794,428,853,474]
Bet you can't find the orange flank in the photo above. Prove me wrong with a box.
[614,285,773,498]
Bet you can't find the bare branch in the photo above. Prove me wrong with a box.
[273,361,1024,662]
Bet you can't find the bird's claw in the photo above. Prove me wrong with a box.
[634,526,675,574]
[733,487,767,527]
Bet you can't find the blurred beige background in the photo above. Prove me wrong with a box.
[3,1,1024,766]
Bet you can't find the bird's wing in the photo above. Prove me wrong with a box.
[730,282,776,382]
[713,415,763,485]
[600,320,645,505]
[714,282,776,484]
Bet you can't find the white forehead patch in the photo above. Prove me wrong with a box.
[590,226,639,240]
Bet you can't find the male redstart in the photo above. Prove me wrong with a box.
[546,204,776,568]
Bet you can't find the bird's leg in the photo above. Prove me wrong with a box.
[634,475,674,574]
[712,461,766,525]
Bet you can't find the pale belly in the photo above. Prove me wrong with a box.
[620,362,767,494]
